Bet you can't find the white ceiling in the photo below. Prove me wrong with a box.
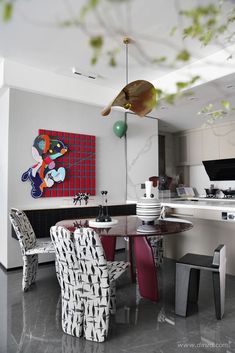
[157,72,235,132]
[0,0,235,131]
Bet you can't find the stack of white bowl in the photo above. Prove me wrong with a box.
[136,181,161,224]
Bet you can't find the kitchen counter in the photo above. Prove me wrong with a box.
[161,198,235,212]
[160,197,235,275]
[15,201,136,211]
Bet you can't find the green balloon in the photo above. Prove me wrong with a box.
[113,120,128,138]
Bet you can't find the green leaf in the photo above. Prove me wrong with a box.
[109,56,116,67]
[89,35,103,49]
[107,47,119,67]
[152,56,167,64]
[190,75,200,84]
[176,81,189,90]
[200,29,213,45]
[217,24,227,33]
[80,0,100,21]
[3,3,13,21]
[221,100,230,110]
[175,76,200,92]
[211,111,222,119]
[206,18,216,27]
[169,26,177,36]
[155,88,163,98]
[91,56,97,65]
[176,49,191,62]
[200,103,214,114]
[165,94,176,105]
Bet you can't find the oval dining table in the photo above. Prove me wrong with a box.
[56,215,193,302]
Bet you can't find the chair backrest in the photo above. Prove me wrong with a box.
[9,209,36,254]
[212,244,226,268]
[50,226,78,287]
[73,227,109,289]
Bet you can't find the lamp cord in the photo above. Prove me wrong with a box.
[124,40,129,201]
[125,41,129,85]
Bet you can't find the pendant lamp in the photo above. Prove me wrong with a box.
[101,38,157,118]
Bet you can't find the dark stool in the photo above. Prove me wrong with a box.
[175,245,226,320]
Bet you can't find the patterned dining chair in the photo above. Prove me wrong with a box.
[50,226,129,342]
[9,208,55,291]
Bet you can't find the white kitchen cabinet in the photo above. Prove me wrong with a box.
[175,122,235,166]
[218,123,235,159]
[189,130,203,165]
[202,127,219,161]
[176,131,202,166]
[175,134,189,166]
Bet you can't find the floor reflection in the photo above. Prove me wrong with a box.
[1,258,235,353]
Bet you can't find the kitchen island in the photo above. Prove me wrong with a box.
[161,198,235,275]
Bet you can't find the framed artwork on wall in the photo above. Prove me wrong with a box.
[39,129,96,197]
[21,129,96,198]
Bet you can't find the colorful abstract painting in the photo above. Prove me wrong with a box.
[22,129,96,198]
[39,129,96,197]
[22,134,68,198]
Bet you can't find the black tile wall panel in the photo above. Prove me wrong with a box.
[11,204,136,239]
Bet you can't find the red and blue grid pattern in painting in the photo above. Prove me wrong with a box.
[39,129,96,197]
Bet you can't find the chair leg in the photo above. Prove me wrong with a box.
[175,263,191,317]
[61,290,84,337]
[110,282,116,314]
[188,268,200,303]
[148,237,164,267]
[22,255,38,291]
[212,270,225,320]
[60,267,83,337]
[83,294,110,342]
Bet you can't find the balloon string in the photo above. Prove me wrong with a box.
[59,151,95,169]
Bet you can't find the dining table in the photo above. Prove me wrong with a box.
[56,215,193,302]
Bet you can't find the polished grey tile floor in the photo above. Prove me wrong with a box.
[1,257,235,353]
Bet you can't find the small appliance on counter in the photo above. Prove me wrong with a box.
[136,180,161,233]
[204,184,220,198]
[221,188,235,199]
[176,187,195,198]
[201,185,235,199]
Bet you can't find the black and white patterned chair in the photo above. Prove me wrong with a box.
[50,226,129,342]
[9,208,55,292]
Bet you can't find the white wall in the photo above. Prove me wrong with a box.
[8,89,127,209]
[3,88,158,269]
[7,89,126,268]
[126,114,158,201]
[0,89,9,268]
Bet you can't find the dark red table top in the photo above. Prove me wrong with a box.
[56,215,193,237]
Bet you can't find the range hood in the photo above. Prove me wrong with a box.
[202,158,235,181]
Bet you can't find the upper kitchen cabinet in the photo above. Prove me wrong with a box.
[175,134,190,166]
[218,123,235,159]
[202,127,219,161]
[188,130,203,165]
[175,122,234,166]
[175,130,202,166]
